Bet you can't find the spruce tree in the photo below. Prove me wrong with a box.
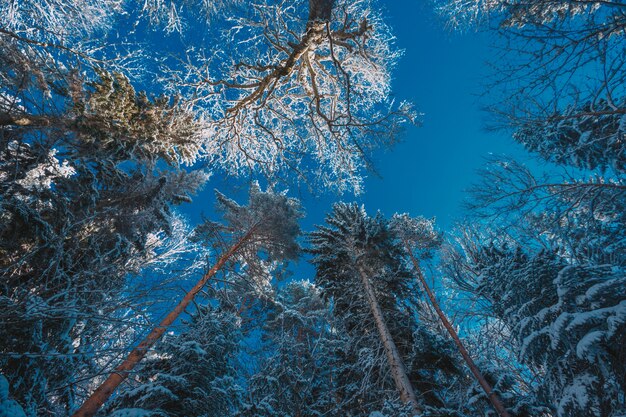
[471,246,626,417]
[106,306,243,417]
[309,203,461,415]
[239,280,334,417]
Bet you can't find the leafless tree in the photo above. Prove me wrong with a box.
[169,0,416,192]
[437,0,626,169]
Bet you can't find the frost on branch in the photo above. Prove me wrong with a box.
[390,214,442,260]
[105,305,243,416]
[513,100,626,175]
[78,71,205,165]
[437,0,601,29]
[472,246,626,417]
[190,185,301,316]
[174,0,416,192]
[192,184,303,273]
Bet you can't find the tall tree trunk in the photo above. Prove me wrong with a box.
[71,230,255,417]
[355,262,422,414]
[403,242,511,417]
[308,0,334,22]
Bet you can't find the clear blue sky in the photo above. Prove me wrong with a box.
[180,0,528,278]
[360,1,527,230]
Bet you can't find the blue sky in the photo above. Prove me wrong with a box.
[361,1,527,230]
[180,0,529,278]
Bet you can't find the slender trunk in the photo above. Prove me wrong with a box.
[71,230,255,417]
[403,242,511,417]
[355,262,422,414]
[308,0,334,22]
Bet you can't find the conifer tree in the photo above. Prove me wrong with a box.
[309,203,420,412]
[391,214,512,417]
[73,185,303,417]
[239,280,334,417]
[105,305,243,417]
[464,245,626,417]
[309,203,461,415]
[0,69,207,415]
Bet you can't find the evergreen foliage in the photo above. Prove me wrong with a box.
[309,203,461,414]
[238,280,334,417]
[0,1,624,417]
[513,100,626,175]
[106,306,243,417]
[0,68,207,414]
[471,246,626,416]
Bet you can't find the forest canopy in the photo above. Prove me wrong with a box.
[0,1,624,417]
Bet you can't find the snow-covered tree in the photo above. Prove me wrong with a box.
[391,214,513,417]
[465,245,626,417]
[237,280,336,416]
[169,0,416,192]
[0,67,207,415]
[468,157,626,267]
[73,185,303,417]
[309,203,461,415]
[105,305,243,417]
[446,90,625,414]
[437,0,626,176]
[3,0,413,193]
[512,100,626,175]
[437,0,620,29]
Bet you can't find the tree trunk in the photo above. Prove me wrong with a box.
[403,242,511,417]
[355,262,422,414]
[308,0,334,22]
[71,230,255,417]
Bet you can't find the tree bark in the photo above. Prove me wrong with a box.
[71,229,255,417]
[308,0,334,22]
[403,241,511,417]
[355,262,422,414]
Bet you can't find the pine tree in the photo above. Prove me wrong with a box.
[390,214,512,417]
[309,203,461,415]
[73,185,303,417]
[106,305,243,417]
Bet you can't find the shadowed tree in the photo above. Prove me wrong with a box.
[105,305,243,417]
[309,203,421,413]
[0,69,208,415]
[466,245,626,417]
[310,204,463,415]
[238,280,335,417]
